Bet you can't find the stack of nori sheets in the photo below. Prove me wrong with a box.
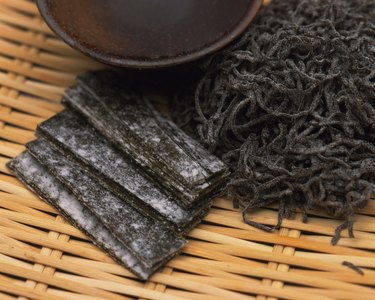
[7,70,229,279]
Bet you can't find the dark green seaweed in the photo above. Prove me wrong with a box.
[62,70,229,208]
[27,140,186,268]
[172,0,375,244]
[36,109,210,233]
[7,152,168,279]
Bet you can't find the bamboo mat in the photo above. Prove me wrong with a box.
[0,0,374,299]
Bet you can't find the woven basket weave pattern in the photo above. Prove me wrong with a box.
[0,1,374,299]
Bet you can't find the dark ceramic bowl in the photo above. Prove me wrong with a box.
[37,0,262,69]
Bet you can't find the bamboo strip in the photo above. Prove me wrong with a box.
[0,40,96,74]
[155,268,173,292]
[1,234,312,292]
[19,95,63,113]
[0,292,16,300]
[25,80,65,95]
[268,229,300,300]
[21,219,69,298]
[295,252,375,268]
[65,240,105,250]
[165,289,233,300]
[3,41,60,296]
[151,273,251,300]
[0,252,34,270]
[199,225,375,258]
[171,257,375,294]
[61,256,138,277]
[0,227,101,258]
[362,200,375,215]
[47,289,104,300]
[0,179,38,198]
[0,139,24,151]
[185,240,358,273]
[2,170,35,186]
[0,263,126,300]
[2,4,109,300]
[256,227,295,300]
[167,276,334,300]
[0,229,39,252]
[289,270,375,286]
[0,156,10,174]
[10,111,44,124]
[0,0,39,15]
[0,196,54,218]
[0,72,60,100]
[10,51,64,287]
[52,275,196,300]
[0,56,74,86]
[0,127,34,144]
[0,211,86,239]
[170,257,262,285]
[0,244,142,288]
[189,228,272,252]
[0,280,68,300]
[0,112,37,130]
[1,209,374,276]
[0,192,56,213]
[0,6,51,35]
[0,141,24,157]
[0,218,47,237]
[0,23,83,58]
[182,244,265,268]
[288,287,374,300]
[301,235,375,250]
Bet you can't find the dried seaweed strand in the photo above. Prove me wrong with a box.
[342,261,365,276]
[173,0,375,244]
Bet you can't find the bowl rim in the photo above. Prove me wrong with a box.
[36,0,263,69]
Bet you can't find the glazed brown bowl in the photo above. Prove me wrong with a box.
[37,0,262,69]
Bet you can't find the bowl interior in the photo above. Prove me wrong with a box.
[37,0,262,68]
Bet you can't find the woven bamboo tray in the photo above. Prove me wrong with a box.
[0,1,374,299]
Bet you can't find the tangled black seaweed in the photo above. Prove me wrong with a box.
[173,0,375,244]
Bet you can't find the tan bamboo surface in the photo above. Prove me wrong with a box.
[0,0,374,299]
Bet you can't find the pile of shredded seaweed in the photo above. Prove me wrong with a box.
[173,0,375,244]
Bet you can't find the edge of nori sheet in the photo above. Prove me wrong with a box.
[62,70,230,208]
[61,88,197,208]
[35,109,212,233]
[26,139,186,268]
[62,94,229,209]
[7,152,173,280]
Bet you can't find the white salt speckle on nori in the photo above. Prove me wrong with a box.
[7,152,161,279]
[7,70,233,279]
[62,70,230,208]
[27,140,186,268]
[36,110,210,231]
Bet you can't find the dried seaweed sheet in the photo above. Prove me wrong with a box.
[36,109,210,232]
[27,140,186,268]
[7,152,165,279]
[62,70,229,208]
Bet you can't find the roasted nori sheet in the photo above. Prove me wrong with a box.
[26,140,186,269]
[62,70,229,208]
[7,152,170,279]
[5,69,233,280]
[36,109,210,233]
